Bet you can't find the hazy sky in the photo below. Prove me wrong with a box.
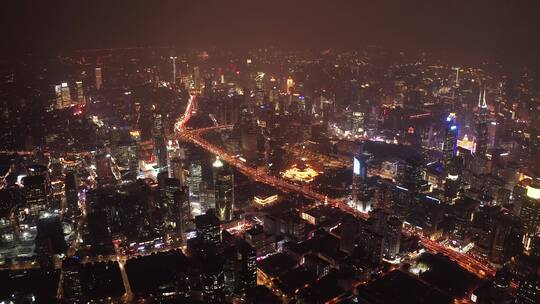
[2,0,539,64]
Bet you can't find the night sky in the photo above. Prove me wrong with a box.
[2,0,540,64]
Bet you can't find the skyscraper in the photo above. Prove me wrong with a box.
[442,113,458,168]
[520,180,540,251]
[95,67,102,90]
[95,152,114,182]
[170,56,177,84]
[352,154,371,213]
[236,239,257,293]
[152,106,167,170]
[401,155,425,193]
[351,110,365,138]
[165,178,181,209]
[23,174,52,217]
[475,89,489,156]
[75,80,84,105]
[61,257,84,302]
[195,210,221,248]
[174,187,191,240]
[384,216,402,260]
[64,171,80,217]
[213,158,234,222]
[169,157,186,185]
[254,72,265,106]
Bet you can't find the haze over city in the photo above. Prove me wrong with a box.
[0,1,538,303]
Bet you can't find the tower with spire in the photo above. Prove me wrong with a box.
[475,88,489,156]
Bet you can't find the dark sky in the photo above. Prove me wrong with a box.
[2,0,540,64]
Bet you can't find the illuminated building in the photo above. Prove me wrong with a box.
[384,216,402,260]
[351,110,365,137]
[95,152,114,182]
[520,180,540,250]
[64,171,79,217]
[195,210,221,248]
[213,158,234,222]
[254,72,265,106]
[75,80,84,104]
[475,89,489,157]
[442,113,458,168]
[164,178,182,235]
[193,66,201,90]
[457,134,475,153]
[61,257,84,302]
[200,257,225,303]
[54,82,72,109]
[23,174,52,217]
[152,106,167,170]
[174,187,191,240]
[95,67,102,90]
[358,228,384,265]
[236,239,257,292]
[169,157,186,185]
[444,170,461,203]
[489,213,523,265]
[170,56,177,84]
[254,194,278,207]
[515,275,539,304]
[401,155,425,193]
[187,161,203,211]
[286,76,294,94]
[282,163,319,183]
[352,154,371,212]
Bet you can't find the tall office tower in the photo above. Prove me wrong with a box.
[170,56,177,84]
[352,154,371,213]
[240,119,260,162]
[384,216,402,260]
[174,187,191,240]
[286,76,294,94]
[61,257,84,302]
[358,228,384,265]
[152,106,167,170]
[200,257,225,304]
[64,171,79,217]
[60,82,72,108]
[269,79,280,111]
[401,155,425,193]
[95,152,114,181]
[351,110,365,138]
[193,66,201,90]
[254,72,265,106]
[169,157,186,185]
[54,84,63,109]
[23,175,52,217]
[520,180,540,251]
[75,80,84,104]
[195,210,221,248]
[223,246,237,295]
[187,161,203,201]
[95,67,102,90]
[213,158,234,222]
[164,177,181,211]
[442,113,458,168]
[444,169,461,203]
[475,89,489,157]
[236,239,257,293]
[340,216,359,255]
[54,82,72,109]
[515,275,539,304]
[489,213,523,264]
